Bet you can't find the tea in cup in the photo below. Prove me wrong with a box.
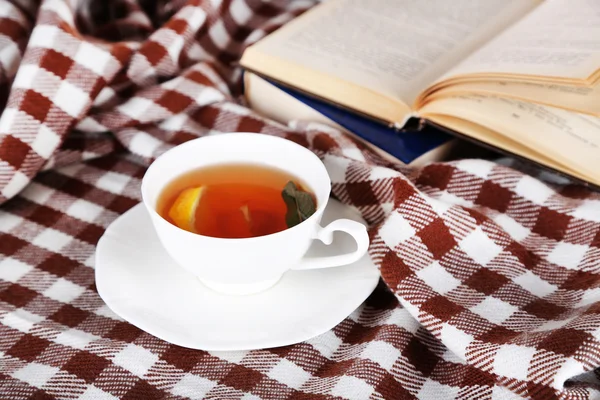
[141,133,369,295]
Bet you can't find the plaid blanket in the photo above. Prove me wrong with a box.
[0,1,599,399]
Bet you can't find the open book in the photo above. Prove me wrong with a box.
[240,0,600,187]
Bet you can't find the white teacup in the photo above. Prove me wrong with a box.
[141,132,369,295]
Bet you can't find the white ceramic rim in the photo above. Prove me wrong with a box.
[140,132,331,242]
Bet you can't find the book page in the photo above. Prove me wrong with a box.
[420,94,600,181]
[441,0,600,82]
[426,114,590,182]
[247,0,538,105]
[426,80,600,116]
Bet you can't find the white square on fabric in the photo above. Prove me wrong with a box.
[209,0,223,9]
[95,304,122,320]
[0,210,24,232]
[416,261,461,295]
[427,197,453,216]
[513,271,557,298]
[31,124,61,158]
[0,41,21,77]
[210,350,247,364]
[95,171,131,195]
[53,81,89,117]
[54,328,99,350]
[440,323,473,360]
[43,0,74,24]
[166,35,184,62]
[493,344,536,380]
[43,278,86,303]
[576,287,600,308]
[32,228,72,252]
[240,394,261,400]
[547,242,588,270]
[380,211,416,250]
[132,63,156,85]
[0,108,18,133]
[267,359,312,390]
[194,86,225,105]
[79,386,119,400]
[340,146,365,162]
[457,159,495,179]
[91,87,115,108]
[12,64,39,89]
[117,97,155,120]
[369,165,399,180]
[0,258,33,283]
[74,42,112,76]
[83,253,96,269]
[184,7,207,30]
[230,0,253,23]
[389,307,420,334]
[2,309,44,333]
[438,192,473,208]
[360,341,401,371]
[331,375,375,400]
[2,171,30,199]
[417,379,460,400]
[470,297,518,324]
[112,343,159,377]
[12,363,59,388]
[170,374,217,400]
[66,199,104,223]
[28,25,59,49]
[460,227,503,266]
[208,20,229,49]
[380,202,393,216]
[491,385,524,400]
[493,214,530,242]
[322,155,351,184]
[514,176,554,205]
[129,132,163,158]
[20,182,53,204]
[572,200,600,223]
[159,114,188,131]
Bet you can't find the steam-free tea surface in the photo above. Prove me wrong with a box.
[157,163,315,238]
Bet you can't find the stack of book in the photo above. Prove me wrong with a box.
[240,0,600,188]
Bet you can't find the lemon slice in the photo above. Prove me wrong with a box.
[168,186,205,233]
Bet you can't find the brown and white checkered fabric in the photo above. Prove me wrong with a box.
[0,1,599,399]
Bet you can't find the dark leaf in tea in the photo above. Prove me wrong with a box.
[281,181,316,228]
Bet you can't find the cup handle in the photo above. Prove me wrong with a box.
[291,219,370,270]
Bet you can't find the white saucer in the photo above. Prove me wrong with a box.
[95,199,380,351]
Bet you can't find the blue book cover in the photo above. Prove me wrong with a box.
[261,78,452,164]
